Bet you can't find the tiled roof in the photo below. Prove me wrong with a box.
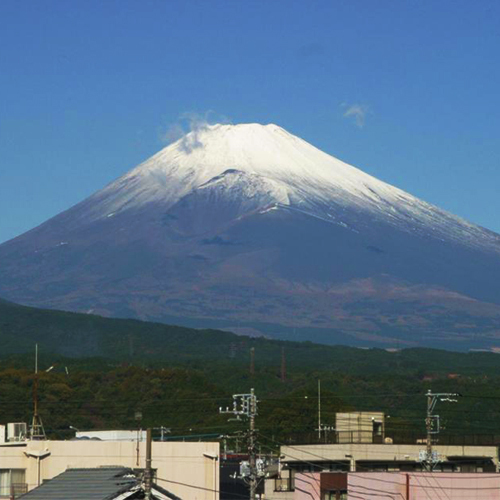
[18,467,138,500]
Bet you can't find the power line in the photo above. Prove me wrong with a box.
[220,389,258,500]
[261,438,500,498]
[155,476,249,499]
[258,431,498,466]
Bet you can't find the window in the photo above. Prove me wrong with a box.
[373,421,382,436]
[324,491,348,500]
[274,476,293,492]
[274,470,295,492]
[0,469,27,498]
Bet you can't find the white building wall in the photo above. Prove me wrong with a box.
[0,440,219,500]
[280,443,499,469]
[336,412,385,443]
[75,430,147,441]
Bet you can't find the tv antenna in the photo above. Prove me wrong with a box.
[29,344,47,440]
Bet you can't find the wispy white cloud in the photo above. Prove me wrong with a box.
[341,103,370,128]
[162,123,185,145]
[161,111,231,153]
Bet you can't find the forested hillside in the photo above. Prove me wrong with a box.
[2,299,500,375]
[2,300,500,445]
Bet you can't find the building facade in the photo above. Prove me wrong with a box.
[335,412,385,444]
[265,442,499,499]
[0,439,219,500]
[292,471,500,500]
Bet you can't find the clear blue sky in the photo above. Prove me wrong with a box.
[1,0,500,244]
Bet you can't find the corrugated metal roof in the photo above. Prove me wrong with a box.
[18,467,138,500]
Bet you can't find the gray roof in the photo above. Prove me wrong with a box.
[19,467,138,500]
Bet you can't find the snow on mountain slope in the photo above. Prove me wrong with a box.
[1,122,500,350]
[75,123,500,253]
[162,169,291,236]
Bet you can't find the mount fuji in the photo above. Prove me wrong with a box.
[1,123,500,350]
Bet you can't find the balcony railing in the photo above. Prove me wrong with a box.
[13,483,28,498]
[0,483,28,499]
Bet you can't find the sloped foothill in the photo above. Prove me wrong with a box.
[2,299,500,378]
[4,299,500,441]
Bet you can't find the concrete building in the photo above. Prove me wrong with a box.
[279,442,499,472]
[74,430,148,442]
[335,412,385,444]
[265,443,499,500]
[264,411,499,500]
[292,471,500,500]
[0,438,219,500]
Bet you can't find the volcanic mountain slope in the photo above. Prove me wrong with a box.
[1,123,500,350]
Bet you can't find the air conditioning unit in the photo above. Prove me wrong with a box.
[7,422,27,442]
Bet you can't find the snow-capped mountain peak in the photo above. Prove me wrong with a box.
[81,123,499,254]
[3,123,500,351]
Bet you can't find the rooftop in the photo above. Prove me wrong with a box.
[18,467,180,500]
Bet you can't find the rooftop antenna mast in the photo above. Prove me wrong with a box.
[30,344,46,440]
[315,379,332,442]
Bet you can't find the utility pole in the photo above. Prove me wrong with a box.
[422,390,460,470]
[425,391,433,469]
[144,428,153,500]
[30,344,46,440]
[135,411,143,467]
[220,389,258,500]
[249,388,257,500]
